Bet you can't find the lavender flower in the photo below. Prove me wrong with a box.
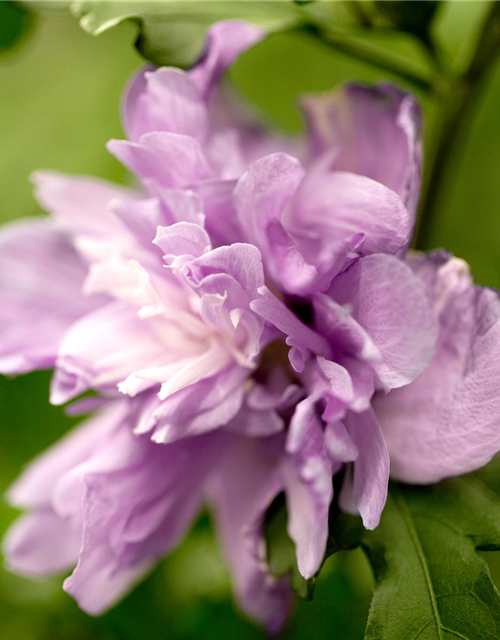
[3,20,500,631]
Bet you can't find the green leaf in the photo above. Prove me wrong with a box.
[374,1,441,40]
[0,1,33,53]
[264,494,315,601]
[362,478,500,640]
[70,1,306,68]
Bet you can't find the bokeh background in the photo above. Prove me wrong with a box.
[1,2,500,638]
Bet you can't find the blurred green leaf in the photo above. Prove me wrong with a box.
[362,479,500,640]
[264,494,315,601]
[71,0,306,68]
[375,0,440,40]
[0,1,33,53]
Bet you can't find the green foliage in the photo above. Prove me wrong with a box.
[375,0,441,40]
[363,478,500,639]
[71,0,306,68]
[0,1,33,53]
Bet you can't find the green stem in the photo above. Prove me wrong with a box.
[302,23,435,95]
[413,80,468,249]
[414,1,500,249]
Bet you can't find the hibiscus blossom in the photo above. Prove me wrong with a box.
[3,20,500,632]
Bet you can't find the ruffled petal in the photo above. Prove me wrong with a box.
[234,153,319,293]
[302,83,422,221]
[376,253,500,483]
[251,286,331,372]
[142,364,247,443]
[123,67,208,143]
[32,171,137,238]
[185,243,264,301]
[188,20,263,99]
[63,420,226,615]
[51,303,164,404]
[107,132,212,188]
[154,221,212,260]
[0,220,99,374]
[329,254,438,391]
[288,167,411,260]
[313,293,380,363]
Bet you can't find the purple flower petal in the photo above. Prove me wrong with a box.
[376,253,500,483]
[251,286,331,373]
[123,67,208,143]
[147,365,248,443]
[302,83,422,222]
[63,417,226,614]
[211,433,292,632]
[329,254,438,391]
[32,171,138,240]
[188,21,263,99]
[0,220,99,374]
[186,242,264,300]
[154,221,212,260]
[3,511,81,577]
[107,132,212,188]
[51,303,163,403]
[284,397,334,578]
[324,421,358,463]
[344,408,389,529]
[234,153,320,294]
[288,167,411,259]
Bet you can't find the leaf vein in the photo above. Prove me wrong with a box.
[393,484,444,640]
[440,626,471,640]
[413,618,433,640]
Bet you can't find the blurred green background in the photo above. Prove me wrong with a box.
[1,3,500,638]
